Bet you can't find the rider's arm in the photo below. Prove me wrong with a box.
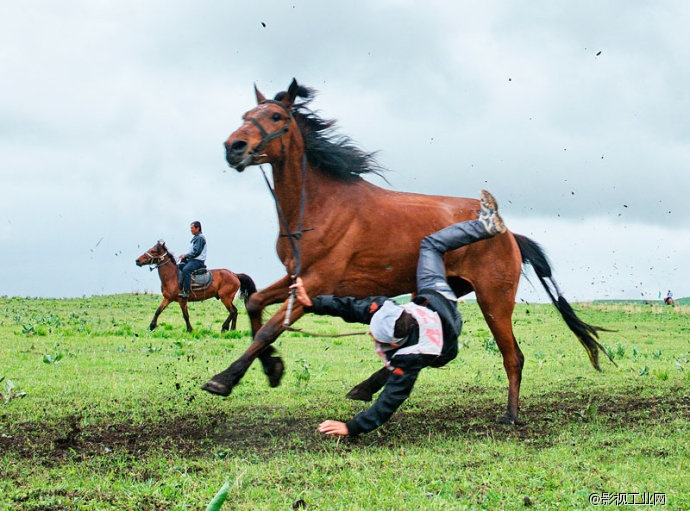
[306,295,389,325]
[345,356,425,436]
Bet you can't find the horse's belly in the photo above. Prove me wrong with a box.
[335,252,418,298]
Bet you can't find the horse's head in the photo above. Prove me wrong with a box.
[224,78,304,172]
[135,240,170,267]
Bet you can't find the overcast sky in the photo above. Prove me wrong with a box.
[1,1,688,303]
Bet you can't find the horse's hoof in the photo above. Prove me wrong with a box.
[264,357,284,388]
[201,380,231,396]
[497,413,517,425]
[149,324,156,331]
[345,386,373,402]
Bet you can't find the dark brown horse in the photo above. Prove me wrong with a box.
[203,79,612,425]
[135,241,257,332]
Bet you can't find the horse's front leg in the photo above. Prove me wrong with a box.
[150,298,171,331]
[246,275,294,337]
[246,275,296,384]
[202,298,304,396]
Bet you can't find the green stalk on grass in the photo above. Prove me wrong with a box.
[205,481,230,511]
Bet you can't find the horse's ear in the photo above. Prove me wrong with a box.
[254,84,266,104]
[284,78,299,108]
[158,239,165,246]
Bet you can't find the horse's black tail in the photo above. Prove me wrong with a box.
[513,233,616,370]
[236,273,258,304]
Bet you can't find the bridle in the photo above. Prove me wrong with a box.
[143,248,172,271]
[245,99,293,158]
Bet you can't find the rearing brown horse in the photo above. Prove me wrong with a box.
[136,240,257,332]
[203,79,612,425]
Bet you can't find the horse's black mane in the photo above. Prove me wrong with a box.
[274,86,386,182]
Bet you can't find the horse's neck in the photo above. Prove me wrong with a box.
[271,158,308,220]
[271,157,363,219]
[158,257,179,284]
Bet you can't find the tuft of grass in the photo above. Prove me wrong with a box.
[292,358,312,387]
[1,377,27,404]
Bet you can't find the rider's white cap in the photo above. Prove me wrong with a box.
[369,300,405,345]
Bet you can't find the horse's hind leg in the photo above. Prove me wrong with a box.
[178,300,193,332]
[497,332,525,425]
[478,298,524,425]
[150,298,171,330]
[221,300,238,332]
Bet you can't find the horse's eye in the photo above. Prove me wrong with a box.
[272,113,282,122]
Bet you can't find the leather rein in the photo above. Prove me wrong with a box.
[250,101,366,338]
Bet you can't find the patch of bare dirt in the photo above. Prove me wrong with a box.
[1,386,687,462]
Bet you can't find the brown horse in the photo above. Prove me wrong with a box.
[203,79,612,425]
[135,241,257,332]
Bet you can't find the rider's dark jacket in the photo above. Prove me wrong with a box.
[182,233,207,263]
[305,288,462,436]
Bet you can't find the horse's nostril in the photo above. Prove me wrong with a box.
[229,140,247,155]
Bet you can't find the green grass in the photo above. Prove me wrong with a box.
[1,295,688,509]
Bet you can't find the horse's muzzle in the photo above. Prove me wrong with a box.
[225,140,250,171]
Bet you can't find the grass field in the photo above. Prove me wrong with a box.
[1,294,688,510]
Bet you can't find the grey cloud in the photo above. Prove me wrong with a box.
[1,1,687,299]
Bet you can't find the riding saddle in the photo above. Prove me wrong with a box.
[178,267,213,291]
